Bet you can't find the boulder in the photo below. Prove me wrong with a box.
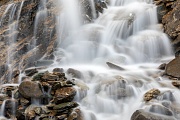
[165,57,180,78]
[53,68,64,73]
[19,80,43,98]
[54,87,76,104]
[161,91,175,102]
[149,105,173,116]
[144,89,160,102]
[67,68,83,78]
[131,109,176,120]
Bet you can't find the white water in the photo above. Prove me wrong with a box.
[0,0,178,119]
[32,0,48,48]
[0,1,25,82]
[53,0,179,120]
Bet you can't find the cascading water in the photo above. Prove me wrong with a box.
[0,0,178,119]
[32,0,48,48]
[53,0,179,120]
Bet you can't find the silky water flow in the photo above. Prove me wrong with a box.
[0,0,178,120]
[51,0,178,120]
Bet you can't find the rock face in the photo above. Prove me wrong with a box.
[0,0,57,83]
[156,0,180,56]
[165,57,180,78]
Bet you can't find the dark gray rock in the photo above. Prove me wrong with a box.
[106,62,125,71]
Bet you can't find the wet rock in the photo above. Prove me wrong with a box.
[131,109,176,120]
[0,94,8,101]
[33,72,44,81]
[41,106,51,114]
[54,87,76,104]
[158,63,167,70]
[53,68,64,73]
[0,0,57,83]
[12,69,20,78]
[133,80,143,88]
[20,98,29,106]
[19,80,43,98]
[57,114,67,120]
[162,0,180,56]
[0,64,8,78]
[4,99,18,118]
[75,80,89,90]
[170,102,180,119]
[106,62,125,71]
[67,108,83,120]
[25,105,42,119]
[67,68,83,78]
[42,72,59,81]
[165,57,180,78]
[161,91,175,102]
[51,81,74,90]
[52,72,66,80]
[172,80,180,88]
[149,105,173,116]
[53,102,78,111]
[25,68,38,76]
[34,107,42,115]
[16,108,26,120]
[144,89,160,101]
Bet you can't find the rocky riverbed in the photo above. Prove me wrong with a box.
[0,68,82,120]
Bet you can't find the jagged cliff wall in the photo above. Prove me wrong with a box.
[0,0,57,83]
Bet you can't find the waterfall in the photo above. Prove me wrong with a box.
[0,0,178,119]
[53,0,176,120]
[55,1,172,65]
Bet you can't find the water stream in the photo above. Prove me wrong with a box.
[52,0,178,120]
